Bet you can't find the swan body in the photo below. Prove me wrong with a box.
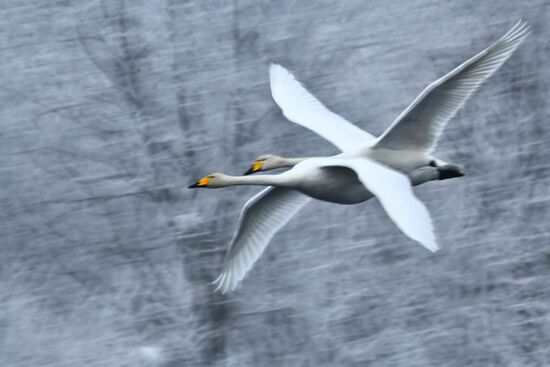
[278,159,374,204]
[284,158,445,204]
[191,155,438,292]
[190,21,530,293]
[349,147,431,173]
[296,165,372,204]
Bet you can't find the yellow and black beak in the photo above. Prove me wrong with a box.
[244,160,263,175]
[188,176,211,188]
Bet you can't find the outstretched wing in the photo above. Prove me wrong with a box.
[213,187,310,294]
[375,21,530,153]
[319,157,438,252]
[270,63,375,152]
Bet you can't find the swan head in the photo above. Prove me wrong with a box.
[188,173,227,188]
[243,154,285,175]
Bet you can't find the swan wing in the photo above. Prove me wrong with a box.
[270,63,375,152]
[213,187,310,293]
[320,157,438,252]
[375,21,530,153]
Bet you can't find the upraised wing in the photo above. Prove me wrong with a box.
[375,21,530,153]
[213,187,310,294]
[270,63,375,152]
[320,158,438,252]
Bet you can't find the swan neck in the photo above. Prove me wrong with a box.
[223,174,285,187]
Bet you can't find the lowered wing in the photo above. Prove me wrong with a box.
[319,157,438,252]
[213,187,310,293]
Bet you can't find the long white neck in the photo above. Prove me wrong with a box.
[218,174,288,187]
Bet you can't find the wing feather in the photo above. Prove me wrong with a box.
[319,158,438,252]
[375,21,530,152]
[213,187,310,293]
[270,63,375,152]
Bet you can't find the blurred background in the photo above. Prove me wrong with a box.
[1,0,549,366]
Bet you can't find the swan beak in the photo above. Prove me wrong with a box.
[244,161,263,175]
[188,176,210,188]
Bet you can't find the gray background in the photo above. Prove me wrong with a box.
[1,0,549,366]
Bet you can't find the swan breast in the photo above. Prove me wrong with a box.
[292,166,373,204]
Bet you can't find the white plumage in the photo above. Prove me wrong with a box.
[213,187,310,293]
[208,156,437,294]
[270,63,375,152]
[333,158,437,253]
[198,21,530,293]
[376,21,531,152]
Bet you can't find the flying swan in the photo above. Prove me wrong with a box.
[189,21,530,293]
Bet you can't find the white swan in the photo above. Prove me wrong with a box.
[189,156,436,291]
[247,21,530,175]
[190,21,530,293]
